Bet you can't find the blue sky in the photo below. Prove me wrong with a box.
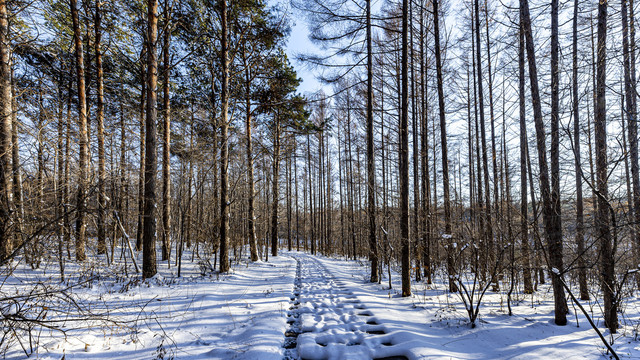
[284,8,323,96]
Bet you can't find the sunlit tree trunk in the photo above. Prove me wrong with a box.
[70,0,88,261]
[143,0,159,279]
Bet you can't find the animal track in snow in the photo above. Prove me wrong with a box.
[282,253,408,360]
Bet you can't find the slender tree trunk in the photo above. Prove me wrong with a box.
[519,14,533,295]
[472,6,486,281]
[295,141,300,252]
[421,37,431,284]
[161,1,172,263]
[474,0,493,287]
[589,12,598,219]
[245,70,258,261]
[594,0,617,333]
[218,0,230,272]
[347,99,355,260]
[142,0,159,279]
[485,2,499,291]
[574,0,589,300]
[631,0,639,287]
[434,0,456,293]
[11,69,22,253]
[119,84,128,244]
[137,47,146,252]
[71,0,88,261]
[364,28,380,262]
[64,81,71,259]
[550,0,565,308]
[400,0,411,297]
[287,141,292,252]
[0,0,11,261]
[95,0,107,255]
[307,133,315,255]
[410,4,421,283]
[623,0,640,289]
[520,0,568,325]
[57,80,65,279]
[271,115,280,257]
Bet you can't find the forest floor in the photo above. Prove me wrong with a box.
[2,248,640,359]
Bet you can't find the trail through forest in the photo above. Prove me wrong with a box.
[3,250,639,359]
[284,253,404,360]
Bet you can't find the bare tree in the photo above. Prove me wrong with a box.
[400,0,411,297]
[143,0,159,279]
[519,0,567,325]
[594,0,617,333]
[70,0,89,261]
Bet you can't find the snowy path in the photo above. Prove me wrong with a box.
[5,250,639,359]
[284,253,406,360]
[281,251,626,360]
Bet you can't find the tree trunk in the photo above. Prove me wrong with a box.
[95,0,107,255]
[161,1,172,263]
[410,4,421,283]
[137,47,146,252]
[143,0,159,279]
[594,0,617,333]
[0,0,11,261]
[245,69,257,261]
[56,78,65,279]
[366,0,380,282]
[623,0,640,289]
[550,0,565,311]
[474,0,493,287]
[400,0,411,297]
[574,0,589,300]
[271,114,280,257]
[11,69,22,253]
[485,1,499,291]
[434,0,456,293]
[218,0,230,272]
[518,13,533,295]
[287,141,292,252]
[71,0,88,261]
[520,0,568,325]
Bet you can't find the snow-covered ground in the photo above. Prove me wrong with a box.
[2,249,640,359]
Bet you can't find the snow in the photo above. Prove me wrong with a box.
[1,253,295,360]
[3,249,640,359]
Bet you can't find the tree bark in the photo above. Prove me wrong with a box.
[271,114,280,257]
[95,0,107,255]
[218,0,230,272]
[161,1,172,262]
[434,0,456,293]
[474,0,493,286]
[623,0,640,290]
[71,0,88,261]
[400,0,411,297]
[485,2,499,292]
[137,47,146,252]
[594,0,617,333]
[143,0,159,279]
[0,0,11,261]
[245,67,258,261]
[518,13,533,295]
[366,0,378,281]
[550,0,564,309]
[11,69,22,254]
[574,0,589,300]
[520,0,568,325]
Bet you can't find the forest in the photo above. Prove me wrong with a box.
[1,0,639,359]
